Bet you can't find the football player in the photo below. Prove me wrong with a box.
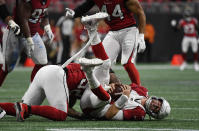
[171,10,199,71]
[79,58,171,121]
[0,0,54,87]
[65,0,146,86]
[0,0,20,64]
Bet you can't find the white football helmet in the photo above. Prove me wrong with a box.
[145,96,171,119]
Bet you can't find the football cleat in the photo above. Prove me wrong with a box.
[78,58,103,67]
[81,12,108,31]
[180,62,187,71]
[14,102,29,122]
[194,62,199,72]
[0,107,6,119]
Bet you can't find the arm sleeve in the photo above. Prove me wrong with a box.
[123,107,146,121]
[74,0,95,18]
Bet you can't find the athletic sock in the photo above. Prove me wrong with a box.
[91,85,110,101]
[91,42,109,60]
[31,64,45,82]
[0,65,8,87]
[124,62,140,86]
[0,103,16,116]
[31,105,67,121]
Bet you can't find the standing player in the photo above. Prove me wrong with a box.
[0,0,20,64]
[172,10,199,71]
[0,0,54,87]
[65,0,146,86]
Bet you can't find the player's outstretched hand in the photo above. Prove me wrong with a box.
[65,8,75,18]
[26,37,34,57]
[137,33,146,53]
[8,20,20,35]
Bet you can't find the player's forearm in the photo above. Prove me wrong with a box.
[105,104,120,119]
[17,1,31,37]
[74,0,95,18]
[68,108,83,119]
[137,10,146,34]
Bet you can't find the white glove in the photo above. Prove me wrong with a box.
[65,8,75,18]
[171,19,177,27]
[26,37,34,57]
[8,20,20,35]
[44,24,54,44]
[137,33,146,53]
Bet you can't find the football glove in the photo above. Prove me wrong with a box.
[26,37,34,57]
[137,33,146,53]
[8,20,20,35]
[44,24,54,44]
[65,8,75,18]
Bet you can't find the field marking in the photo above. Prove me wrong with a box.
[46,128,199,131]
[13,64,192,72]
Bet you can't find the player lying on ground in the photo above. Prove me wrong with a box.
[65,0,146,86]
[79,58,171,120]
[0,0,54,87]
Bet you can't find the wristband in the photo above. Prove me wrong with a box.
[114,95,128,109]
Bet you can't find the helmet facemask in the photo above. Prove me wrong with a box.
[145,96,171,119]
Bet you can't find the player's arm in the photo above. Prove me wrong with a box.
[125,0,146,33]
[109,68,121,84]
[41,10,54,44]
[17,0,32,38]
[65,0,95,19]
[105,86,131,120]
[0,0,20,35]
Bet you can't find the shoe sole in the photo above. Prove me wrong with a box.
[81,12,108,23]
[14,102,24,122]
[0,110,6,119]
[79,58,103,67]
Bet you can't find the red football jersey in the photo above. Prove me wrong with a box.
[66,63,88,98]
[93,0,136,31]
[179,18,198,37]
[14,0,51,36]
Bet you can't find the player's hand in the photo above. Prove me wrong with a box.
[8,20,20,35]
[137,33,146,53]
[171,19,177,27]
[26,37,34,57]
[44,24,54,44]
[65,8,75,18]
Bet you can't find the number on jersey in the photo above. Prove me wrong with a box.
[29,8,48,23]
[101,4,124,21]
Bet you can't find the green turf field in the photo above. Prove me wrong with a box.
[0,64,199,131]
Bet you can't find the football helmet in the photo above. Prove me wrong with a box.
[145,96,171,119]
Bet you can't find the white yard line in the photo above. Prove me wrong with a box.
[46,128,199,131]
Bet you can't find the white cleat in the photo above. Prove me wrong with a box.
[0,107,6,119]
[194,62,199,72]
[78,58,103,68]
[180,62,187,71]
[81,12,108,31]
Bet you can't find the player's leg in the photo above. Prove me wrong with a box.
[79,58,111,102]
[0,28,22,87]
[180,37,189,71]
[30,33,48,82]
[121,27,141,85]
[38,65,68,121]
[190,37,199,71]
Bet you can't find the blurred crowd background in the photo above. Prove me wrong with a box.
[1,0,199,66]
